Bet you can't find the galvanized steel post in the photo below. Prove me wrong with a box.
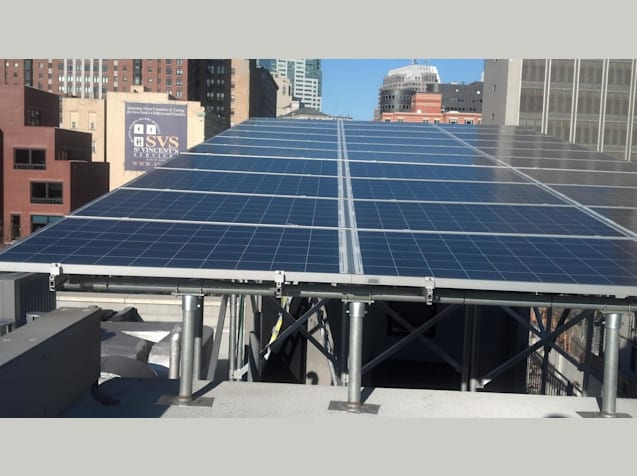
[347,301,365,406]
[178,295,198,401]
[193,295,204,379]
[228,294,237,381]
[601,313,622,417]
[168,324,182,379]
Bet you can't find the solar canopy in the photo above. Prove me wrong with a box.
[2,118,637,298]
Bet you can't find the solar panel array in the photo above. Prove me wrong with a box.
[1,118,637,297]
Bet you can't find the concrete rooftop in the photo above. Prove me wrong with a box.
[61,378,637,418]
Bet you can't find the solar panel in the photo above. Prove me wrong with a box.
[1,117,637,298]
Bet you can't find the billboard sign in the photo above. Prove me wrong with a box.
[125,102,187,170]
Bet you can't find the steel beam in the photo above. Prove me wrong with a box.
[541,307,553,395]
[502,306,581,370]
[206,294,228,381]
[482,310,591,383]
[362,304,459,375]
[379,302,462,371]
[61,276,637,312]
[262,296,338,363]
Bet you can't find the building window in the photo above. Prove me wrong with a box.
[30,215,62,233]
[14,148,46,169]
[165,59,172,65]
[30,182,63,204]
[91,141,97,153]
[176,90,182,98]
[56,149,71,161]
[176,68,183,76]
[434,119,440,124]
[176,59,183,65]
[176,79,183,87]
[26,109,41,126]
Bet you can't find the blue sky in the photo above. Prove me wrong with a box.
[321,59,485,121]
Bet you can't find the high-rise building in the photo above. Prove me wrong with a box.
[482,59,637,161]
[257,59,322,111]
[0,59,188,100]
[375,61,483,120]
[187,59,278,137]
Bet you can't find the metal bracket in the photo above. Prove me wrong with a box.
[274,270,285,298]
[423,277,435,305]
[49,263,63,291]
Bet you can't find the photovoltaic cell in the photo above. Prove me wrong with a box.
[189,143,339,159]
[357,231,637,286]
[0,219,340,273]
[351,179,565,204]
[76,189,338,227]
[164,154,338,175]
[354,202,623,236]
[348,162,526,182]
[129,169,338,197]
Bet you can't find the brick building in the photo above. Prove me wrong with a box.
[0,85,109,243]
[2,59,278,139]
[380,92,482,124]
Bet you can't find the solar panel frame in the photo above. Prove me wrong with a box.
[1,118,637,300]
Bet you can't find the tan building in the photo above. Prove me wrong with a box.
[483,59,637,161]
[229,59,278,127]
[105,86,204,190]
[61,98,106,163]
[270,71,295,117]
[230,59,251,126]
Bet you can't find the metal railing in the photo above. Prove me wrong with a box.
[527,352,575,396]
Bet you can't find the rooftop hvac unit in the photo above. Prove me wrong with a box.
[0,272,56,329]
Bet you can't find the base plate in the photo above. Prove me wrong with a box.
[328,400,380,414]
[156,395,215,407]
[576,411,632,418]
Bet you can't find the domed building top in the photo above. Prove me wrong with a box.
[382,61,441,90]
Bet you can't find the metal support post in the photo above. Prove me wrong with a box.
[469,306,480,392]
[168,324,182,379]
[178,295,198,402]
[229,294,237,381]
[328,301,379,414]
[601,313,621,417]
[347,301,365,406]
[193,295,204,380]
[541,307,552,394]
[461,306,472,391]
